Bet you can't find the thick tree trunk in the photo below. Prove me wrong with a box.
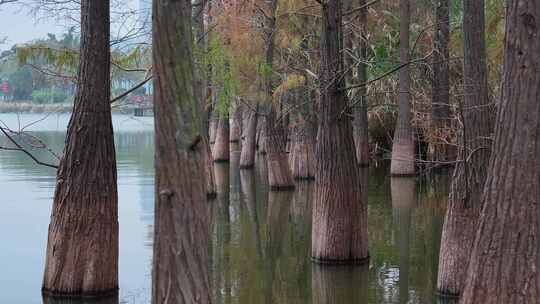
[42,0,119,297]
[213,117,230,162]
[436,0,492,296]
[429,0,452,164]
[240,106,258,169]
[152,0,211,302]
[460,2,540,303]
[352,0,370,167]
[390,0,415,176]
[311,0,368,263]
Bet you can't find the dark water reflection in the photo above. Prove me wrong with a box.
[0,114,457,304]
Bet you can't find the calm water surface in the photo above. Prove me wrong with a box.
[0,113,456,304]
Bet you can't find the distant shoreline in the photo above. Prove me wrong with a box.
[0,101,144,114]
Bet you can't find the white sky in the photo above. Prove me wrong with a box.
[0,4,65,51]
[0,0,143,52]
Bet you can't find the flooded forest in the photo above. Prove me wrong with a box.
[0,0,538,303]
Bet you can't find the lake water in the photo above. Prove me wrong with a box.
[0,113,456,304]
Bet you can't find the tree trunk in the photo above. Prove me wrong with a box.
[460,2,540,303]
[42,0,119,297]
[193,0,216,199]
[240,106,258,169]
[229,99,242,143]
[429,0,452,164]
[213,117,230,162]
[311,0,368,263]
[152,0,212,302]
[390,0,415,176]
[203,137,217,199]
[209,116,218,144]
[256,115,267,154]
[266,106,295,189]
[436,0,492,296]
[262,0,293,190]
[352,0,370,167]
[289,122,316,179]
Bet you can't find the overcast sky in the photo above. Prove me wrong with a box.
[0,4,65,51]
[0,0,144,52]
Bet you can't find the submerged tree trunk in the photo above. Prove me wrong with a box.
[213,117,230,162]
[311,0,368,263]
[42,0,119,296]
[429,0,452,164]
[152,0,211,302]
[352,0,370,166]
[436,0,492,296]
[390,0,415,176]
[460,2,540,303]
[240,105,258,169]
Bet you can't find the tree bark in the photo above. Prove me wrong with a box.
[352,0,370,166]
[240,105,258,169]
[213,117,230,162]
[311,0,368,263]
[289,121,316,179]
[429,0,452,164]
[229,99,242,143]
[42,0,118,297]
[390,0,415,176]
[262,0,294,190]
[152,0,212,302]
[436,0,493,296]
[460,2,540,303]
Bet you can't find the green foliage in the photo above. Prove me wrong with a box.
[197,35,239,117]
[31,89,68,104]
[8,67,33,100]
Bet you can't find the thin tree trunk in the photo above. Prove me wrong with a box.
[311,0,368,263]
[240,105,258,168]
[230,99,242,143]
[213,117,230,162]
[390,0,415,176]
[209,115,218,144]
[430,0,452,164]
[263,0,294,189]
[436,0,492,296]
[460,2,540,303]
[42,0,118,296]
[152,0,211,302]
[352,0,370,166]
[193,0,216,199]
[289,122,316,179]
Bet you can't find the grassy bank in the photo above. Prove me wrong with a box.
[0,101,73,114]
